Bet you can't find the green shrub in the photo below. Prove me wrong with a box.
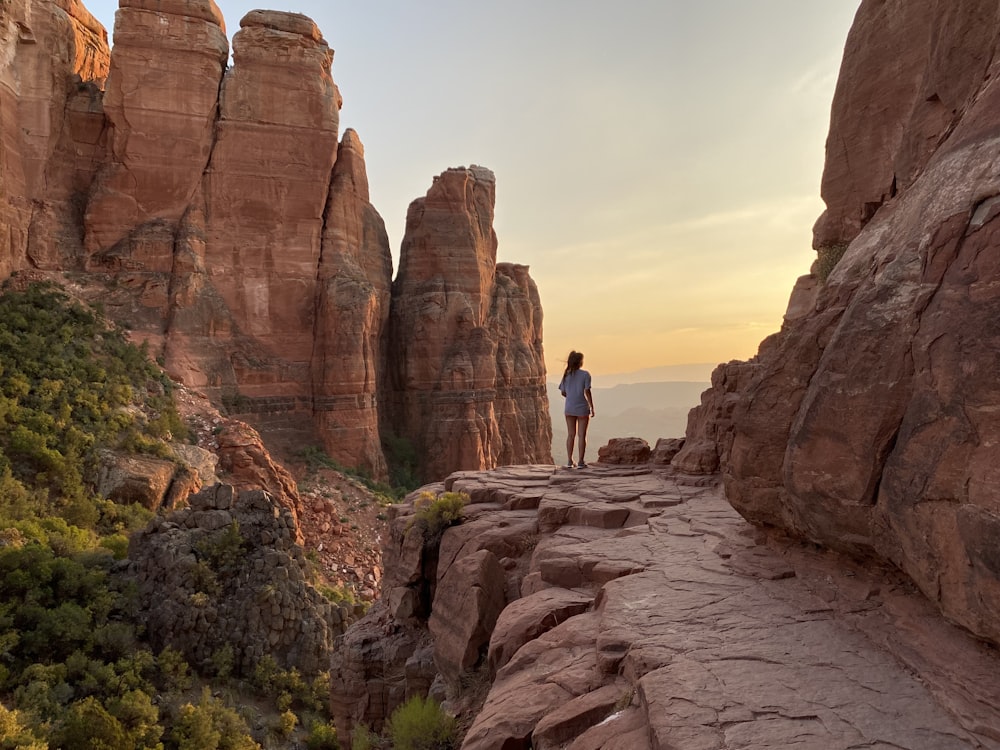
[305,718,340,750]
[156,647,192,693]
[53,696,127,750]
[0,702,47,749]
[382,432,419,490]
[386,695,457,750]
[210,643,235,680]
[194,521,247,573]
[274,708,298,737]
[170,687,260,750]
[816,243,848,282]
[408,491,470,539]
[350,725,379,750]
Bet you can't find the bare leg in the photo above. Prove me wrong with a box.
[576,416,590,465]
[565,415,578,465]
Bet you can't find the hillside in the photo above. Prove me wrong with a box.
[0,279,390,748]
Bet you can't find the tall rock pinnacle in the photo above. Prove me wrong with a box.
[388,166,553,482]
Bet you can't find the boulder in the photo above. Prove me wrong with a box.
[96,451,179,510]
[597,437,651,464]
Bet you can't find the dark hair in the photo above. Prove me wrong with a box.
[563,351,584,379]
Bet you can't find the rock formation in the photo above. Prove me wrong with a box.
[311,129,393,479]
[675,0,1000,650]
[330,463,1000,748]
[0,0,551,482]
[387,167,553,481]
[129,483,354,677]
[0,0,109,277]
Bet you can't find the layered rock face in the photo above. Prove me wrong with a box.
[0,0,110,276]
[84,0,228,271]
[387,167,553,481]
[197,10,340,402]
[1,1,551,482]
[677,0,1000,648]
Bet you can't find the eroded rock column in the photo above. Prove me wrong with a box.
[387,166,552,482]
[312,129,393,479]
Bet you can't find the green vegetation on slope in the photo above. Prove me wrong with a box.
[0,282,336,749]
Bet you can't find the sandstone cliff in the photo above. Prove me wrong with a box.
[0,0,551,482]
[675,0,1000,649]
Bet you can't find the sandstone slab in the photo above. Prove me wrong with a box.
[331,465,1000,748]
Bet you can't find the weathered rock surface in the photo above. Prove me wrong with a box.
[0,0,110,277]
[129,483,353,676]
[96,450,196,511]
[387,167,553,481]
[813,0,1000,250]
[1,2,550,483]
[196,9,340,404]
[84,0,227,269]
[330,464,1000,748]
[674,0,1000,650]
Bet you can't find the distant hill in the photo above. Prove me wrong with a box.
[589,363,719,387]
[548,380,709,459]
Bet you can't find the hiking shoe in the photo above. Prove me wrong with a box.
[577,461,587,468]
[565,462,574,469]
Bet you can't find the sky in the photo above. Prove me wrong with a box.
[84,1,860,382]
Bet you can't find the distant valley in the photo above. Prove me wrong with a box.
[547,379,710,458]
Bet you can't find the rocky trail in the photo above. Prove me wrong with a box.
[334,463,1000,749]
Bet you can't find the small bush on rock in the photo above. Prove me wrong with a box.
[350,725,378,750]
[386,695,457,750]
[408,491,470,540]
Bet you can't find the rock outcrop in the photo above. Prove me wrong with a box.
[129,483,353,677]
[675,0,1000,650]
[0,1,551,483]
[330,464,1000,748]
[387,167,553,481]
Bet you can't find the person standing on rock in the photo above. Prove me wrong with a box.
[559,350,595,468]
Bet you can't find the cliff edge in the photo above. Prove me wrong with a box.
[674,0,1000,649]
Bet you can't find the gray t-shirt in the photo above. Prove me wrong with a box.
[559,369,592,416]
